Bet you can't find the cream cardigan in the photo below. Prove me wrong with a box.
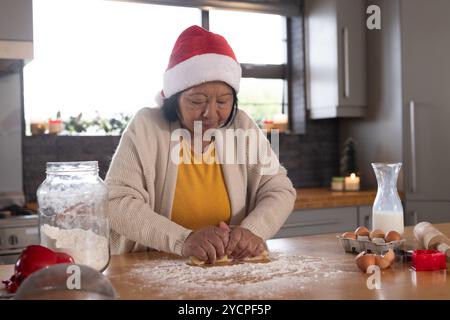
[105,107,296,256]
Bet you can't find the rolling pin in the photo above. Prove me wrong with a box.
[413,222,450,260]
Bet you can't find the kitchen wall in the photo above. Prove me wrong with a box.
[23,135,119,202]
[22,116,339,202]
[339,0,403,190]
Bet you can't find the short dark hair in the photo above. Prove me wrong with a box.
[161,88,238,128]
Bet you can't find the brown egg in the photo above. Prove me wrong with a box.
[385,230,402,242]
[355,251,376,272]
[375,249,395,269]
[369,229,385,240]
[341,231,357,240]
[371,237,386,244]
[355,226,370,237]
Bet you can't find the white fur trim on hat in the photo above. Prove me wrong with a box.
[163,53,241,98]
[154,91,165,107]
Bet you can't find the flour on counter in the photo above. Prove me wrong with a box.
[125,251,345,299]
[40,224,109,271]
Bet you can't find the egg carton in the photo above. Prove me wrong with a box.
[337,236,406,255]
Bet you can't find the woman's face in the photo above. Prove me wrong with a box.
[178,81,234,134]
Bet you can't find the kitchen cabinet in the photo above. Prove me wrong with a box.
[404,201,450,226]
[304,0,366,119]
[274,206,358,238]
[357,205,372,229]
[401,0,450,201]
[340,0,450,226]
[0,72,24,206]
[0,0,33,42]
[0,0,33,64]
[0,1,31,202]
[401,0,450,224]
[275,204,405,238]
[0,215,38,264]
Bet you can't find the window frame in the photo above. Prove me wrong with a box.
[202,9,299,131]
[110,0,302,17]
[110,0,307,134]
[26,0,306,135]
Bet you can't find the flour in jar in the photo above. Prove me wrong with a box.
[40,224,109,271]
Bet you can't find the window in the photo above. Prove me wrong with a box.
[208,9,288,125]
[24,0,200,134]
[24,0,292,135]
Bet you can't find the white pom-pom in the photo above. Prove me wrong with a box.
[154,91,165,107]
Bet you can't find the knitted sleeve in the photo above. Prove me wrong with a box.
[105,113,192,256]
[237,112,297,240]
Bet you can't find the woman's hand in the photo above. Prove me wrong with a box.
[225,226,266,260]
[182,221,230,264]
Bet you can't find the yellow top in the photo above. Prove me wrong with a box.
[171,139,231,231]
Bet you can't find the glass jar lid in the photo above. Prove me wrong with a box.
[46,161,99,174]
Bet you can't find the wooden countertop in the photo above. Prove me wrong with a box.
[24,188,378,214]
[294,188,377,210]
[2,223,449,300]
[25,188,376,219]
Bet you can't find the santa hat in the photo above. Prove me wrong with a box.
[155,25,242,106]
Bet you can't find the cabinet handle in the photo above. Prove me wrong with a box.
[364,215,370,228]
[410,211,418,225]
[283,219,340,229]
[409,100,417,193]
[342,27,350,98]
[8,235,18,246]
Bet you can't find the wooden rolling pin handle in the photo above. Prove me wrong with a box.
[437,242,450,259]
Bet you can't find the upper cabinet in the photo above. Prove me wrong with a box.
[0,0,33,63]
[305,0,366,119]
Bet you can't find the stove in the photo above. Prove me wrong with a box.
[0,205,39,264]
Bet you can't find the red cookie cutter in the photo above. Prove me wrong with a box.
[411,250,447,271]
[2,245,74,293]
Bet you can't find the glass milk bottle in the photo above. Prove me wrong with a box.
[37,161,110,271]
[371,163,404,234]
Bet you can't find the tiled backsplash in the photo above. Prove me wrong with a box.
[23,118,338,202]
[23,135,120,202]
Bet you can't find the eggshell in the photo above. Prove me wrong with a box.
[375,249,395,269]
[341,231,357,240]
[355,252,376,272]
[369,229,385,240]
[385,230,402,242]
[371,237,386,244]
[355,226,370,237]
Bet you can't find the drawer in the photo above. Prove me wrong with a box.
[274,207,358,238]
[0,226,39,250]
[405,201,450,226]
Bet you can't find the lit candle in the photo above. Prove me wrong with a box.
[344,173,360,191]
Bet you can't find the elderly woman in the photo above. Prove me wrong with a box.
[105,25,296,264]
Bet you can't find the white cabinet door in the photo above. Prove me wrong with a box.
[401,0,450,200]
[405,201,450,226]
[274,207,358,238]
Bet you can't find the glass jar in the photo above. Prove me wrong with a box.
[371,162,404,234]
[37,161,110,271]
